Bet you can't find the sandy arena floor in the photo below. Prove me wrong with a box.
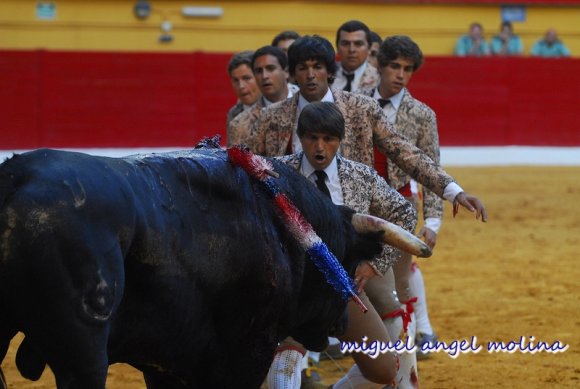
[2,166,579,388]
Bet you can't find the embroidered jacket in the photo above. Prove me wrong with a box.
[332,62,380,95]
[227,98,266,147]
[277,153,417,274]
[247,89,454,198]
[367,88,444,220]
[226,102,245,129]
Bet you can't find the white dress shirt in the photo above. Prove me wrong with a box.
[291,89,335,153]
[299,154,344,206]
[332,62,369,92]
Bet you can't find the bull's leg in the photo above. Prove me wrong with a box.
[143,370,188,389]
[0,328,16,389]
[21,324,111,389]
[0,367,6,389]
[15,335,46,380]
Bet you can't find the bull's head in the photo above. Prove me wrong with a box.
[289,206,431,351]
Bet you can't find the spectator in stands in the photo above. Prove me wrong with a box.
[331,20,380,94]
[226,51,262,127]
[531,28,571,57]
[454,22,490,57]
[491,21,523,56]
[368,30,383,68]
[272,30,301,55]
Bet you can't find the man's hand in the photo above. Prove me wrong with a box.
[453,192,488,222]
[418,227,437,250]
[354,261,381,293]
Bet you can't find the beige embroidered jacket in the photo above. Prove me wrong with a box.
[225,102,245,129]
[368,88,444,220]
[227,98,266,147]
[247,89,454,198]
[277,153,417,274]
[332,62,380,94]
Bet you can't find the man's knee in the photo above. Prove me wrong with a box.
[356,354,398,384]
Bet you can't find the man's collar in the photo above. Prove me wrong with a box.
[375,87,406,111]
[341,61,368,78]
[298,88,334,112]
[300,153,339,182]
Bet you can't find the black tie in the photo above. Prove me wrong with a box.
[314,170,331,198]
[343,72,355,92]
[378,98,391,108]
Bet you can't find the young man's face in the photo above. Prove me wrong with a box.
[378,56,415,98]
[230,64,261,106]
[337,30,369,72]
[294,60,331,102]
[275,38,296,55]
[368,41,380,69]
[300,131,341,170]
[253,54,289,103]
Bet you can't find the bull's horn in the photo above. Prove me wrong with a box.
[351,213,432,258]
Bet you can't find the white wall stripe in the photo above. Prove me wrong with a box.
[1,146,580,166]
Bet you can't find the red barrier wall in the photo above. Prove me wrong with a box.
[410,57,580,146]
[1,50,579,149]
[0,50,235,149]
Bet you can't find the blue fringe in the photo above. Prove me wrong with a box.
[306,242,357,300]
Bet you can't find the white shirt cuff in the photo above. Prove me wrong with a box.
[443,182,463,203]
[424,218,441,234]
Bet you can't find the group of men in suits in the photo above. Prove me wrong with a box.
[225,20,488,389]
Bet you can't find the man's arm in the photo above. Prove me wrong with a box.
[246,108,269,155]
[368,168,418,275]
[227,106,257,147]
[372,106,487,221]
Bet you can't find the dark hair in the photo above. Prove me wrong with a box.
[335,20,372,48]
[370,31,382,45]
[470,22,484,31]
[252,46,288,71]
[287,35,337,81]
[500,21,513,30]
[227,50,254,75]
[297,102,345,140]
[272,30,301,47]
[377,35,424,72]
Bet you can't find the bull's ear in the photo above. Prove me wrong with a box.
[0,169,17,207]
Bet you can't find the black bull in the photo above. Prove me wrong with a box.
[0,148,386,388]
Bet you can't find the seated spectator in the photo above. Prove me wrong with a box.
[531,28,571,58]
[272,30,301,55]
[454,22,490,57]
[491,21,523,56]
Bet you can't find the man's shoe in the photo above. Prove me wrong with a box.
[416,332,438,360]
[301,366,326,389]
